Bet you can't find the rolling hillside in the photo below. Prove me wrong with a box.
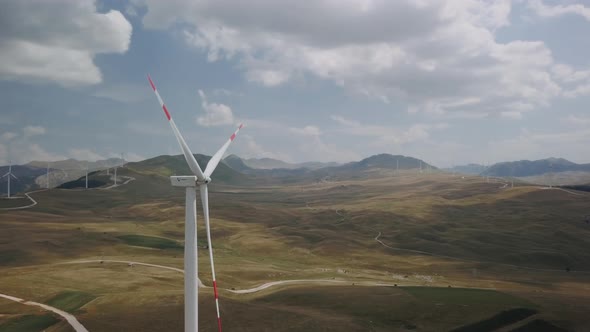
[484,158,590,177]
[230,155,340,170]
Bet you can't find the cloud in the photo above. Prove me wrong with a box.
[528,0,590,21]
[563,114,590,126]
[287,124,359,161]
[500,111,523,119]
[551,63,590,98]
[236,134,292,161]
[289,125,322,137]
[0,132,17,141]
[212,88,243,97]
[0,0,132,86]
[67,148,105,162]
[331,115,448,146]
[563,84,590,98]
[197,89,235,126]
[488,127,590,163]
[23,125,46,137]
[122,152,146,162]
[92,84,149,103]
[0,142,65,165]
[140,0,565,117]
[552,64,590,83]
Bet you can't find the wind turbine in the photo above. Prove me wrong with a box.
[2,162,18,198]
[148,75,242,332]
[82,162,89,189]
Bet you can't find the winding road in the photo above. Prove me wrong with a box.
[63,260,204,287]
[0,293,88,332]
[0,189,46,211]
[0,175,136,211]
[62,259,399,293]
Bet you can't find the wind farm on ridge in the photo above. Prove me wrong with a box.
[2,1,590,331]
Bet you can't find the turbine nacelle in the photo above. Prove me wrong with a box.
[170,176,212,187]
[170,176,198,187]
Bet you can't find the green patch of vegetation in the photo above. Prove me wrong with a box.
[402,287,532,307]
[451,308,538,332]
[510,319,570,332]
[0,314,59,332]
[45,290,96,312]
[0,249,28,266]
[58,174,109,189]
[117,234,183,250]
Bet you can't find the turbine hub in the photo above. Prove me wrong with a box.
[197,177,212,185]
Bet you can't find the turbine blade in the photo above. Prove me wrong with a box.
[11,174,17,180]
[204,124,243,178]
[200,184,222,332]
[1,173,8,178]
[148,75,206,181]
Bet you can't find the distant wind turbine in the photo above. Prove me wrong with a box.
[2,162,18,198]
[46,162,50,189]
[149,75,242,332]
[82,162,89,189]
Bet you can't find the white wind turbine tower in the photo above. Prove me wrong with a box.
[2,162,18,198]
[84,162,89,189]
[46,162,50,189]
[148,75,242,332]
[113,153,126,186]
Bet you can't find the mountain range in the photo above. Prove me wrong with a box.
[0,158,125,195]
[481,158,590,177]
[3,154,590,196]
[226,155,340,170]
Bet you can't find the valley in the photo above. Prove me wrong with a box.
[1,158,589,331]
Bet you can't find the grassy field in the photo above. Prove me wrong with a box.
[0,314,60,332]
[117,234,183,250]
[45,291,96,312]
[0,168,589,331]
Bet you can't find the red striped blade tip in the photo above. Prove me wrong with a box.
[147,74,156,91]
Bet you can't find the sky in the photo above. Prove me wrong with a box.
[1,0,590,167]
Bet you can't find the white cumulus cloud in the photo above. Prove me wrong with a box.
[0,132,17,141]
[23,125,46,137]
[528,0,590,21]
[140,0,567,117]
[68,148,105,162]
[197,90,235,126]
[0,0,132,86]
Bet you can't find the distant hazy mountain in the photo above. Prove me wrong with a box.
[446,164,486,175]
[225,155,340,170]
[518,171,590,186]
[0,158,127,195]
[27,158,124,171]
[241,157,296,169]
[28,158,125,189]
[483,158,590,177]
[324,154,434,173]
[126,154,249,185]
[223,154,254,172]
